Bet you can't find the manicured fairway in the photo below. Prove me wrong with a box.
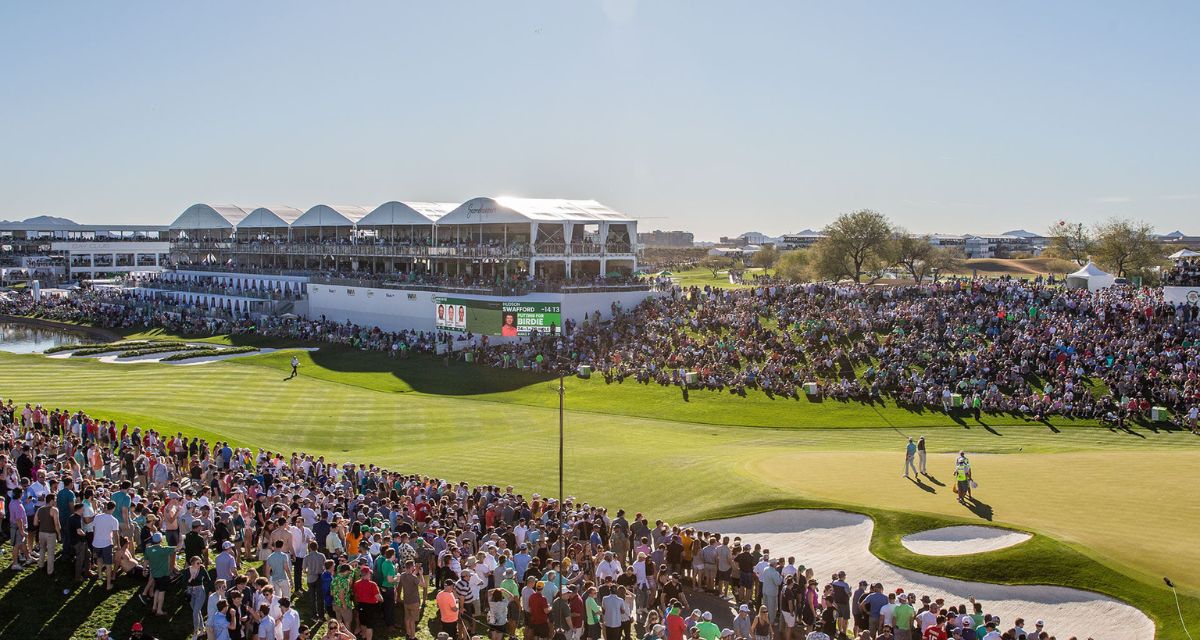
[1,348,1198,638]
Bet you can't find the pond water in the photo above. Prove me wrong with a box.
[0,321,92,353]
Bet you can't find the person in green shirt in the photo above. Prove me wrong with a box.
[585,586,603,640]
[499,569,520,599]
[892,594,916,640]
[375,548,399,627]
[143,532,176,616]
[696,612,720,640]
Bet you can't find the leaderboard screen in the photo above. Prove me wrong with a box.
[434,297,561,336]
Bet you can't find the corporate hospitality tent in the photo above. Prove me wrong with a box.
[237,206,305,241]
[1065,262,1116,291]
[290,204,373,242]
[169,204,257,241]
[356,202,455,243]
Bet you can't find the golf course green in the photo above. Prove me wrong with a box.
[0,337,1196,639]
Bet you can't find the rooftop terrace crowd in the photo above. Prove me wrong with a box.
[2,400,1084,640]
[1163,257,1200,286]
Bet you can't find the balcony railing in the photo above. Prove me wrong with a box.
[310,275,653,296]
[172,240,637,258]
[133,280,290,301]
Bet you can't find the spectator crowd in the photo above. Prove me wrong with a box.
[3,399,1087,640]
[4,277,1200,431]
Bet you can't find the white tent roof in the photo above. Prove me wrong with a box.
[241,206,304,229]
[1167,249,1200,259]
[357,202,455,227]
[438,197,636,225]
[1069,262,1112,278]
[291,204,373,228]
[169,204,255,230]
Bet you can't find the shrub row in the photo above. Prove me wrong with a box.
[52,339,183,355]
[116,345,209,359]
[159,346,259,362]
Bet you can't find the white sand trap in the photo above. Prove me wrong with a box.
[689,510,1153,640]
[902,526,1032,556]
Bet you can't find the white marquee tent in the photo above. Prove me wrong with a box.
[1065,262,1116,291]
[1167,249,1200,259]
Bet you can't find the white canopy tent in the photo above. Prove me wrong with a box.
[1167,249,1200,259]
[241,206,304,229]
[358,201,456,226]
[1065,262,1116,291]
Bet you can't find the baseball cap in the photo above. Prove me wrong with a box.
[222,541,233,549]
[96,630,108,638]
[150,532,162,544]
[739,604,750,613]
[131,623,143,631]
[702,612,713,621]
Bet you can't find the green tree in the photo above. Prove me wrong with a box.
[886,234,966,283]
[817,210,894,282]
[930,246,965,281]
[775,249,809,282]
[700,256,734,278]
[888,233,934,283]
[1047,221,1095,266]
[1092,218,1161,278]
[750,245,779,269]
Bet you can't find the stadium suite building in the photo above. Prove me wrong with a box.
[127,197,659,335]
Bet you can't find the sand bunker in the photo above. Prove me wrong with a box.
[689,510,1152,640]
[901,526,1032,556]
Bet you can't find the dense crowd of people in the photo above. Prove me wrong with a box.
[2,401,1081,640]
[515,279,1200,427]
[4,277,1200,429]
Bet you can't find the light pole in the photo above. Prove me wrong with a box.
[557,364,565,597]
[552,338,574,599]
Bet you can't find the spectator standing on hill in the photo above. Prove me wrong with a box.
[33,494,60,575]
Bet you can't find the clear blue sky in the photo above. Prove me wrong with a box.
[1,1,1196,240]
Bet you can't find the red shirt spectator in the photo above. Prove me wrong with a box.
[354,576,382,604]
[528,592,550,625]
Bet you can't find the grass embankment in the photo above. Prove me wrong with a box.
[670,267,773,289]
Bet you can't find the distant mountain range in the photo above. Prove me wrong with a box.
[0,215,78,226]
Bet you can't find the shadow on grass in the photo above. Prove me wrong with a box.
[907,476,936,494]
[964,497,994,521]
[0,557,191,640]
[307,347,556,396]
